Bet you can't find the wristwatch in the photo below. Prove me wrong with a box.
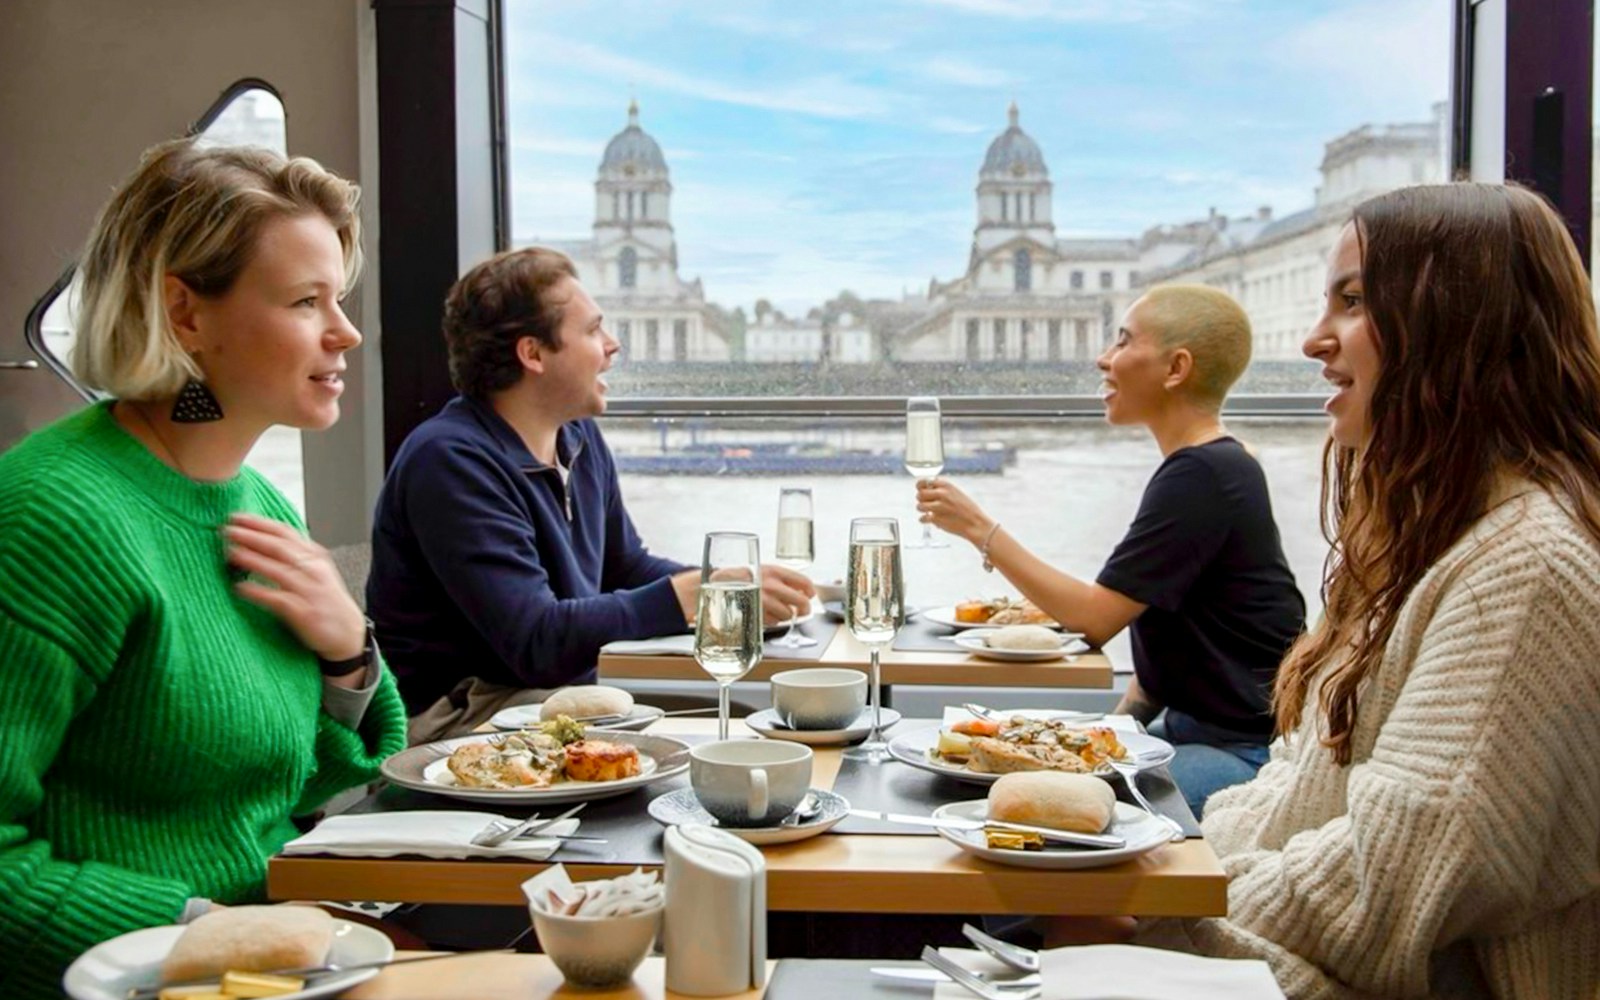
[318,620,377,677]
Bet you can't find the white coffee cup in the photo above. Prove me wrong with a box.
[770,668,867,730]
[690,740,813,827]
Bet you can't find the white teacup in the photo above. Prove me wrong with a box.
[771,668,867,730]
[690,740,813,827]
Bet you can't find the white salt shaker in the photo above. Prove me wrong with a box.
[663,824,767,996]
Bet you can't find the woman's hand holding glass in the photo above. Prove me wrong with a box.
[915,478,997,548]
[223,512,367,675]
[759,563,816,627]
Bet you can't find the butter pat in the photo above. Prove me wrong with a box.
[157,988,230,1000]
[218,971,305,997]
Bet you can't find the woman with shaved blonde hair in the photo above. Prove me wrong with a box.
[918,284,1304,814]
[0,138,405,997]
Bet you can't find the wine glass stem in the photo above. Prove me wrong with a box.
[920,521,935,544]
[867,647,883,741]
[718,681,731,741]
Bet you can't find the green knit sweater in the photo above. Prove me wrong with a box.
[0,402,407,998]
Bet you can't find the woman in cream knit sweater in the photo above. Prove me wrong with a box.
[1140,184,1600,998]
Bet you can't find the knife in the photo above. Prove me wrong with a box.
[847,808,1124,849]
[126,949,512,999]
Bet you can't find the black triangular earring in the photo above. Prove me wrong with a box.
[171,379,224,423]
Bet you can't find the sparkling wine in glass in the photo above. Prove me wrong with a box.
[773,487,817,649]
[842,517,903,763]
[694,531,763,740]
[904,396,949,548]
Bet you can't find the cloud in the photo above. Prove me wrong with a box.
[524,35,900,122]
[909,0,1230,24]
[927,116,990,135]
[1267,0,1448,115]
[920,57,1019,88]
[513,136,602,158]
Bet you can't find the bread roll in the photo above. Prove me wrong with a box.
[987,771,1115,833]
[160,905,334,981]
[540,685,634,721]
[985,625,1060,651]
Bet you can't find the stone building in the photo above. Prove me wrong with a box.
[522,102,729,362]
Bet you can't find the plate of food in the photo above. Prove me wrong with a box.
[931,772,1172,870]
[382,718,691,804]
[63,907,391,1000]
[887,715,1173,785]
[921,598,1061,631]
[950,625,1087,662]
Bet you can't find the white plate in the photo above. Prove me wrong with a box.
[382,730,691,804]
[489,703,666,732]
[950,629,1088,662]
[63,919,392,1000]
[920,605,1064,631]
[746,707,902,745]
[932,800,1171,869]
[647,787,848,845]
[886,725,1175,785]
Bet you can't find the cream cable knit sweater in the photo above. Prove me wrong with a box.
[1140,487,1600,999]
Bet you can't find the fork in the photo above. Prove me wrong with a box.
[961,923,1039,973]
[472,801,587,848]
[921,946,1041,1000]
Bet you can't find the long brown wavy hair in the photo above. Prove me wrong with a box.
[1274,184,1600,764]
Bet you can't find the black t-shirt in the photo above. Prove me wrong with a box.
[1096,438,1305,741]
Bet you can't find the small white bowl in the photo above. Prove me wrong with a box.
[530,904,662,987]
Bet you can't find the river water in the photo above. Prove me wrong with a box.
[606,419,1331,666]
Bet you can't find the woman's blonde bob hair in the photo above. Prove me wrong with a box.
[71,138,362,399]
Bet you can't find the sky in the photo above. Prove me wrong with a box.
[506,0,1450,315]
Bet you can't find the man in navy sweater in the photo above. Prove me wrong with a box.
[369,247,814,742]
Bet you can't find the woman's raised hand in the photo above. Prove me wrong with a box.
[223,513,367,662]
[915,477,996,547]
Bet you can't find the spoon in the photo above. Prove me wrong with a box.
[780,792,823,826]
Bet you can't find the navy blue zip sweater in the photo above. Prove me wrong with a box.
[368,396,689,714]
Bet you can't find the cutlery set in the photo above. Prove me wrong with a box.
[470,801,603,847]
[847,808,1125,849]
[870,923,1045,998]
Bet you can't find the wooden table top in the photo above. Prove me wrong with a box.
[268,719,1224,918]
[599,627,1114,688]
[345,954,766,1000]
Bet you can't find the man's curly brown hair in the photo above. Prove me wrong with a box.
[442,247,576,398]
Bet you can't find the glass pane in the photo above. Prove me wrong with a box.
[506,1,1449,401]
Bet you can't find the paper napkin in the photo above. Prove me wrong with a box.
[931,945,1284,1000]
[281,811,581,861]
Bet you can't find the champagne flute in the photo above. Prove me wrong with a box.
[842,517,903,763]
[904,396,949,548]
[773,487,818,649]
[694,531,763,740]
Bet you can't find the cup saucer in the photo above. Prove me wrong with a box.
[647,787,848,845]
[746,707,903,745]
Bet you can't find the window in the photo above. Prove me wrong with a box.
[504,2,1450,623]
[673,319,688,361]
[619,246,638,289]
[617,319,631,355]
[645,319,660,360]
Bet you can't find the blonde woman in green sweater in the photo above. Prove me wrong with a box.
[0,140,406,997]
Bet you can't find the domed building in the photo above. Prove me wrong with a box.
[521,101,729,362]
[895,103,1151,363]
